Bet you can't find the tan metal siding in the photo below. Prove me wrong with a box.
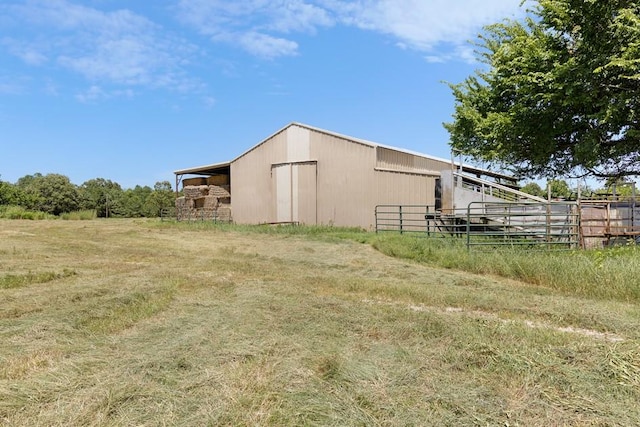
[231,131,288,224]
[287,126,311,162]
[292,162,317,224]
[232,124,443,228]
[273,164,292,222]
[308,130,377,228]
[376,146,449,174]
[374,170,434,205]
[270,162,317,224]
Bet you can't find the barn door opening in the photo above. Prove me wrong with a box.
[272,161,317,224]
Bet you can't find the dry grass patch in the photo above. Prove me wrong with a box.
[0,269,76,289]
[1,219,639,426]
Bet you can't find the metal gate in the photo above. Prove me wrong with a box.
[375,201,580,249]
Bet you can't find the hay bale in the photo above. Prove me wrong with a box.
[209,185,231,198]
[183,177,207,187]
[216,206,232,222]
[204,195,219,209]
[175,197,194,209]
[207,175,229,185]
[184,185,209,199]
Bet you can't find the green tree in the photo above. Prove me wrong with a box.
[16,173,80,215]
[548,179,572,199]
[79,178,123,218]
[146,181,175,217]
[116,185,153,217]
[445,0,640,179]
[520,182,545,198]
[595,177,637,199]
[0,179,24,206]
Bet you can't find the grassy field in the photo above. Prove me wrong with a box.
[1,219,639,426]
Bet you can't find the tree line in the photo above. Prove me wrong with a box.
[0,173,175,218]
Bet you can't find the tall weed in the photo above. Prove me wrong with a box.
[371,234,640,302]
[0,206,56,220]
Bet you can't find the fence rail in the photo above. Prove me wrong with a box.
[465,201,580,249]
[375,201,580,249]
[375,205,447,235]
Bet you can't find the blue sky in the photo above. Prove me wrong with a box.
[1,0,527,189]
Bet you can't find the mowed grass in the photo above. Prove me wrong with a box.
[1,220,639,426]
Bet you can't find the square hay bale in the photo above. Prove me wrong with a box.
[209,185,231,198]
[216,206,232,222]
[204,195,219,209]
[207,175,229,185]
[184,185,210,199]
[175,197,194,209]
[183,177,208,187]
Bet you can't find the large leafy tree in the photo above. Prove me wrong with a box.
[17,173,80,215]
[79,178,123,217]
[116,185,154,218]
[0,178,24,206]
[146,181,175,217]
[445,0,640,179]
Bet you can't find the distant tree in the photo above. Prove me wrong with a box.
[117,185,153,217]
[17,173,79,215]
[445,0,640,179]
[596,177,637,199]
[520,182,546,198]
[146,181,175,217]
[79,178,123,217]
[0,179,24,206]
[548,179,572,199]
[16,173,43,188]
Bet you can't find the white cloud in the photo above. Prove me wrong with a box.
[75,85,134,103]
[177,0,334,58]
[178,0,525,61]
[1,38,49,65]
[425,55,447,64]
[75,85,108,102]
[237,32,299,59]
[0,75,26,94]
[1,0,200,91]
[264,1,334,34]
[327,0,525,50]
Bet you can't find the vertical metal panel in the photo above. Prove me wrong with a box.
[309,131,377,228]
[270,161,317,224]
[287,126,311,162]
[374,170,433,205]
[293,162,317,224]
[231,129,288,223]
[273,164,292,222]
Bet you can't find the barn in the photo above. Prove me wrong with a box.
[173,122,510,229]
